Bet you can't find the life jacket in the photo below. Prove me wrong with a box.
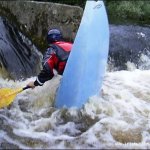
[48,41,72,75]
[50,41,72,61]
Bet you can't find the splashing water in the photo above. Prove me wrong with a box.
[0,68,150,149]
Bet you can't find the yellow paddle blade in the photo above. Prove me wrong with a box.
[0,88,23,108]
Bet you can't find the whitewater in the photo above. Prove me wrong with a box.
[0,66,150,149]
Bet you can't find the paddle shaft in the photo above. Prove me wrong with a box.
[22,86,31,91]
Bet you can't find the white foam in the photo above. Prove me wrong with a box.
[0,69,150,149]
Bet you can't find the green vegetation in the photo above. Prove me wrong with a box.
[105,0,150,25]
[36,0,150,25]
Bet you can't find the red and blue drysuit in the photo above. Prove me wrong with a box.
[34,41,72,86]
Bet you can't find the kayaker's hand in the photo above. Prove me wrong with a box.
[27,81,35,89]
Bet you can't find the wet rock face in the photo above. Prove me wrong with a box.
[0,17,42,80]
[0,1,83,50]
[0,1,83,79]
[108,25,150,71]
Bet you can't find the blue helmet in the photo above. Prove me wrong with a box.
[47,28,63,43]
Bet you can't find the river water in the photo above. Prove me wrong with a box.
[0,18,150,149]
[0,69,150,149]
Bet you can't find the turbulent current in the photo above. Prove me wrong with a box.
[0,70,150,149]
[0,17,150,149]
